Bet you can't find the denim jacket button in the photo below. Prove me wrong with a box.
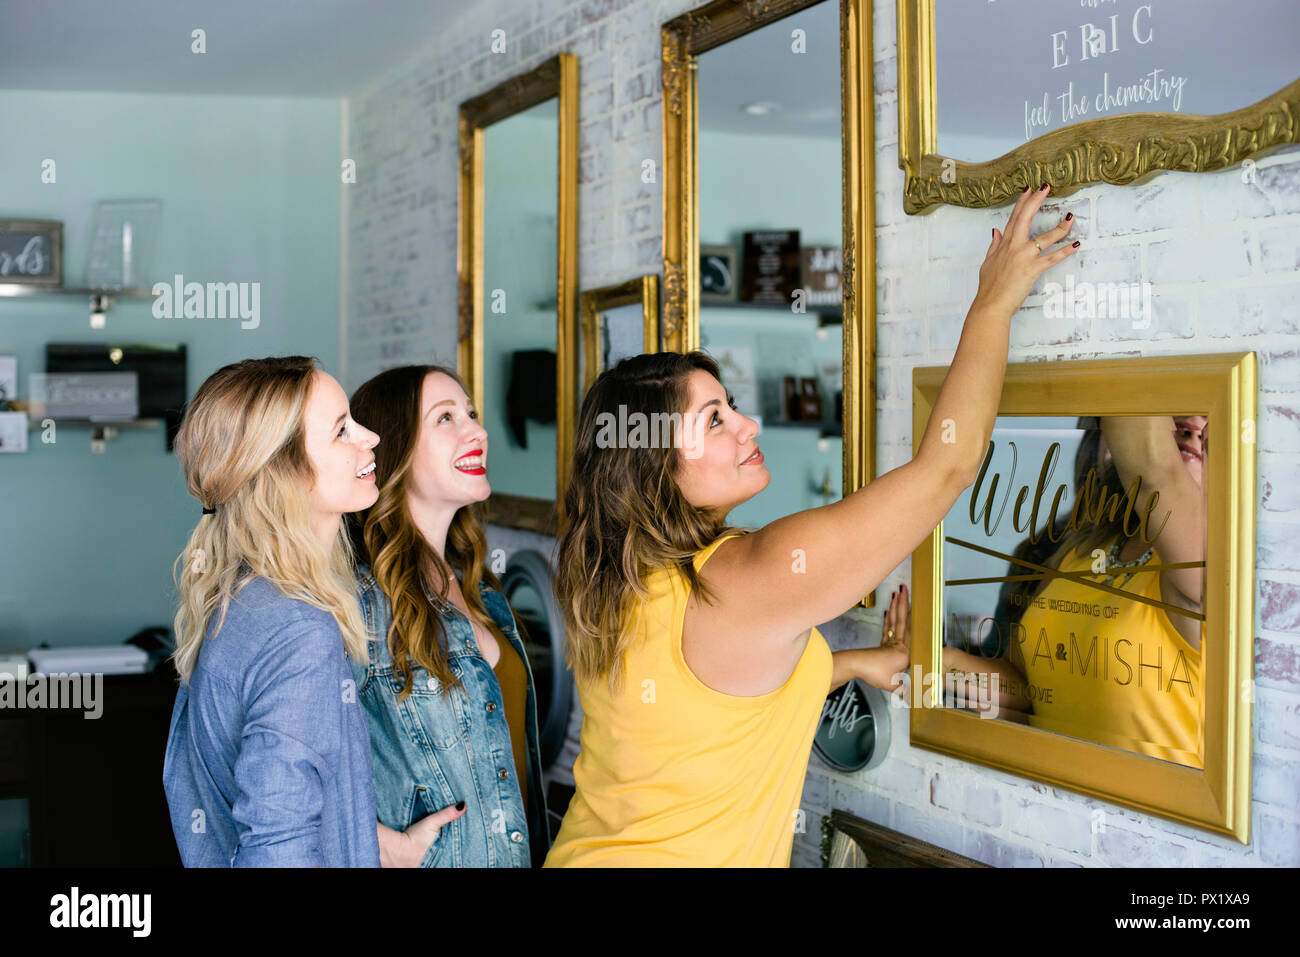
[427,676,439,691]
[486,701,496,713]
[497,768,508,780]
[509,831,523,843]
[464,639,474,651]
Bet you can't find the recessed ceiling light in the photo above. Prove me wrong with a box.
[742,101,781,115]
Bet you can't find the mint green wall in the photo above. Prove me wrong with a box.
[0,90,340,650]
[698,129,844,528]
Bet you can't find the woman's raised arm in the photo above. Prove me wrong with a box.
[700,185,1078,646]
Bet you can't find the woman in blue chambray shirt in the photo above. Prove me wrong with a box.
[163,356,443,868]
[347,364,550,867]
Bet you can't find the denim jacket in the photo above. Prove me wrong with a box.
[163,576,381,868]
[353,567,550,867]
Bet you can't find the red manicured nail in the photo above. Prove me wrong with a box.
[1065,212,1073,221]
[1072,241,1080,247]
[1022,185,1030,193]
[1039,182,1049,191]
[991,228,996,238]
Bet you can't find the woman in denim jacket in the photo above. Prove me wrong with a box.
[163,356,386,867]
[348,364,550,867]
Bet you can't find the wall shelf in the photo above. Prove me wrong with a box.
[0,284,155,328]
[0,285,154,299]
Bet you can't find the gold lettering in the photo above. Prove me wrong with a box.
[1032,628,1054,671]
[1167,649,1194,696]
[1070,633,1098,677]
[1137,642,1163,689]
[1027,442,1061,545]
[1113,638,1133,686]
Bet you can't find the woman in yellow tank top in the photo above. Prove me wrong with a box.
[545,187,1079,866]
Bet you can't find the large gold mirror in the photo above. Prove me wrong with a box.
[662,0,876,600]
[898,0,1300,213]
[909,353,1256,842]
[458,54,578,534]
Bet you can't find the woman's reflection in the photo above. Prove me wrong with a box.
[984,415,1208,766]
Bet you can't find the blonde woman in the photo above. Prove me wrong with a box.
[162,355,393,866]
[546,186,1077,866]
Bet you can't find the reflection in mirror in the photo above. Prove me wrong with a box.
[599,303,647,371]
[940,414,1208,768]
[482,98,559,502]
[697,0,843,529]
[579,274,658,393]
[934,0,1300,162]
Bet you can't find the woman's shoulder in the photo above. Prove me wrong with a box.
[201,577,346,683]
[691,531,748,573]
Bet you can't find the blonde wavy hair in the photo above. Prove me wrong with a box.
[171,355,369,684]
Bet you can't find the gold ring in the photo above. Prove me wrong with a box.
[888,629,895,639]
[1033,240,1043,252]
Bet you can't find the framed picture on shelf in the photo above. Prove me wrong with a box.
[740,229,801,305]
[699,243,738,303]
[0,219,62,287]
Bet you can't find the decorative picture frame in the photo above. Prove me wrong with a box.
[0,219,63,287]
[909,353,1256,842]
[579,274,659,393]
[699,243,738,303]
[896,0,1300,214]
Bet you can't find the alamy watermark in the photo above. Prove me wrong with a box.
[1043,275,1153,328]
[152,274,261,329]
[0,672,103,719]
[594,405,711,459]
[889,665,1000,719]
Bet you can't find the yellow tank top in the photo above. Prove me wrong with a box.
[1016,545,1203,766]
[544,534,833,867]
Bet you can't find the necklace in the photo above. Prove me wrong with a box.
[1099,540,1153,588]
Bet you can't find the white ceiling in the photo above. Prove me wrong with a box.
[0,0,466,97]
[0,0,842,139]
[697,0,841,141]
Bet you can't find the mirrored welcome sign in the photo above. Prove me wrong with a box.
[910,355,1256,843]
[945,414,1208,767]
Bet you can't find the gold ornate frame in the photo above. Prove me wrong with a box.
[661,0,877,604]
[897,0,1300,214]
[457,54,579,535]
[910,353,1256,843]
[580,275,660,394]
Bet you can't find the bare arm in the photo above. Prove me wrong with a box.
[1100,415,1205,604]
[700,187,1078,647]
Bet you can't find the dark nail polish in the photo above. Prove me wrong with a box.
[455,801,465,811]
[991,227,996,238]
[1022,185,1030,193]
[1039,182,1049,191]
[1065,212,1073,221]
[1072,241,1080,248]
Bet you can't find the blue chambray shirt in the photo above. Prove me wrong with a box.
[354,567,550,867]
[163,576,381,867]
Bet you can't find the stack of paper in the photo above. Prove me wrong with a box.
[27,645,149,675]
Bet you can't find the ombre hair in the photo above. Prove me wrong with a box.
[171,356,369,684]
[557,351,737,690]
[347,365,505,700]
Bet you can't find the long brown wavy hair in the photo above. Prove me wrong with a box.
[348,365,506,700]
[171,356,369,683]
[557,351,738,690]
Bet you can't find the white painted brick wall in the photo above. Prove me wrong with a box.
[343,0,1300,867]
